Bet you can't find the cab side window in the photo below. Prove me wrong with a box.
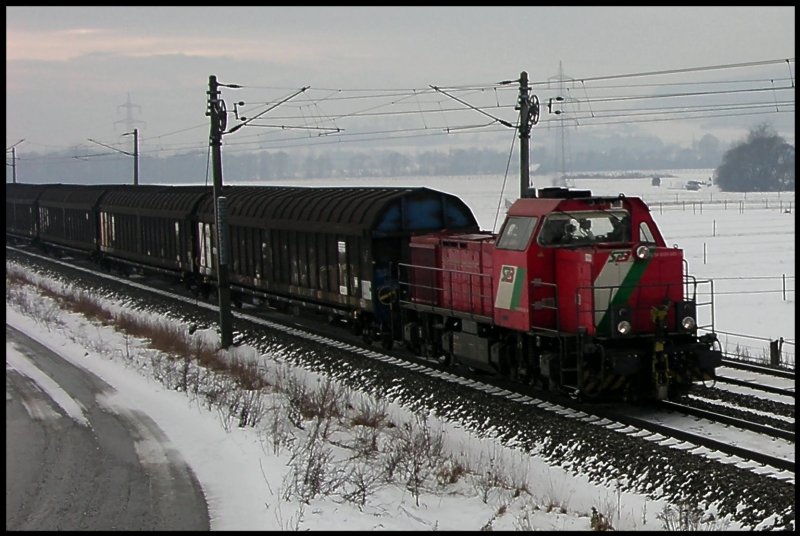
[639,222,656,243]
[497,216,538,250]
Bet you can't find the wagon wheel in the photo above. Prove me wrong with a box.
[380,333,394,351]
[361,322,375,346]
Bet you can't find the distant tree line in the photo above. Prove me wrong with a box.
[8,132,737,185]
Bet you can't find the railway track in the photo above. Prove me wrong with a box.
[720,358,795,380]
[593,403,794,474]
[711,359,796,398]
[714,374,795,398]
[7,245,796,484]
[657,400,794,442]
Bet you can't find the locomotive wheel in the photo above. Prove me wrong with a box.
[667,384,689,401]
[508,363,526,383]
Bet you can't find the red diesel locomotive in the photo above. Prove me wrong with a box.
[395,187,722,401]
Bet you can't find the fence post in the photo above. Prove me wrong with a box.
[769,337,783,367]
[703,242,706,264]
[713,220,716,237]
[783,274,786,301]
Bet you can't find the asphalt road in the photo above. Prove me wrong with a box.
[5,325,210,530]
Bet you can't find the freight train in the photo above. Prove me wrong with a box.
[6,182,723,402]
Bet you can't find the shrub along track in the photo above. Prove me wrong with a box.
[6,247,796,530]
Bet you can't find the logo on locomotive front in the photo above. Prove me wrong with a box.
[593,248,652,331]
[608,250,632,263]
[495,265,526,310]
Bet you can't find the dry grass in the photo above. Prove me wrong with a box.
[8,262,597,525]
[7,266,266,400]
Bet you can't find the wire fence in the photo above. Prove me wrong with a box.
[708,328,796,371]
[645,194,795,215]
[698,274,795,369]
[715,275,794,300]
[692,275,795,300]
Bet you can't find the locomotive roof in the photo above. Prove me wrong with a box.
[508,193,648,217]
[195,186,479,237]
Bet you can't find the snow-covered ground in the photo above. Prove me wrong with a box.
[4,279,748,531]
[5,169,794,530]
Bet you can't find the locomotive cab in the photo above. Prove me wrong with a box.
[402,187,722,402]
[494,192,674,335]
[491,190,721,400]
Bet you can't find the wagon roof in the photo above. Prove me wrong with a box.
[196,186,479,236]
[99,185,211,216]
[6,183,49,202]
[37,184,116,207]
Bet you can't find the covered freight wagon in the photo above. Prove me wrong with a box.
[36,184,113,254]
[6,183,47,241]
[195,186,480,326]
[97,185,209,276]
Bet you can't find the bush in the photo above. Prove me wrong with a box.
[715,123,795,192]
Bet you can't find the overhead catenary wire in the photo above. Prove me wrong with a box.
[15,98,794,162]
[494,125,518,233]
[12,57,795,159]
[20,92,793,153]
[18,100,794,161]
[529,58,795,84]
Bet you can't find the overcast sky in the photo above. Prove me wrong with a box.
[6,6,795,158]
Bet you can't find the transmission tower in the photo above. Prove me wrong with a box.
[115,92,147,133]
[548,61,575,187]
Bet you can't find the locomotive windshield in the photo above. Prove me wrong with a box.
[496,216,538,250]
[538,211,630,246]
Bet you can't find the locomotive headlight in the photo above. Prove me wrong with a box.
[635,245,651,260]
[611,307,631,337]
[681,316,697,331]
[676,301,697,332]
